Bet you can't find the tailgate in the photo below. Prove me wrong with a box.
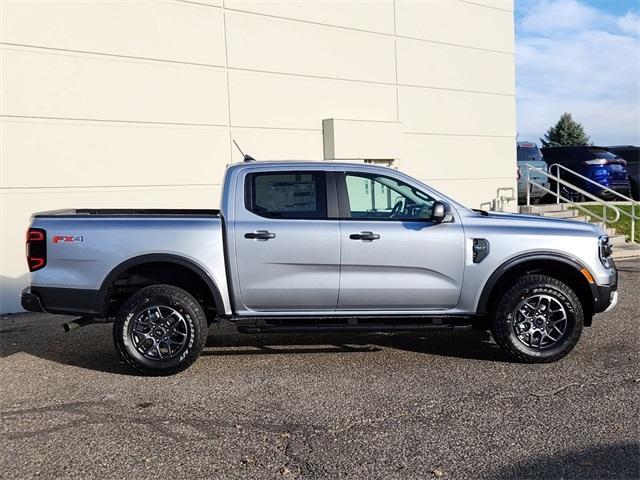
[519,161,548,182]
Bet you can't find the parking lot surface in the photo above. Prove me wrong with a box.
[1,259,639,479]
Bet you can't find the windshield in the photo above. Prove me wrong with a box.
[517,145,543,162]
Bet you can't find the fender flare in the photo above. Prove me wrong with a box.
[100,253,226,314]
[476,251,597,315]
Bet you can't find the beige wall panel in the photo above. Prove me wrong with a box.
[0,0,226,66]
[398,86,515,136]
[399,134,515,180]
[463,0,514,12]
[225,0,395,34]
[395,0,514,53]
[1,48,228,125]
[0,185,221,312]
[416,177,517,211]
[397,37,514,95]
[229,70,397,129]
[225,11,396,83]
[0,119,230,187]
[229,128,323,162]
[323,119,402,159]
[186,0,222,7]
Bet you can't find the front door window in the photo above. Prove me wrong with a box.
[344,173,435,221]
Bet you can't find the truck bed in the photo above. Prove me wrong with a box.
[33,209,220,218]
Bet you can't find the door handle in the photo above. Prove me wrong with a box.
[349,231,380,241]
[244,230,276,240]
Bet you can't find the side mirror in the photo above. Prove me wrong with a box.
[430,201,450,223]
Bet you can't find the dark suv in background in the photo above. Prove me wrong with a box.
[541,146,631,200]
[605,146,639,200]
[516,141,549,204]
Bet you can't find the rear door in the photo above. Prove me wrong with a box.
[233,168,340,312]
[336,170,465,311]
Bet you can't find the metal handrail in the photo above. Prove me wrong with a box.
[523,165,639,243]
[548,163,639,243]
[549,163,637,203]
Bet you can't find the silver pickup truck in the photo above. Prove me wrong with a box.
[22,161,618,374]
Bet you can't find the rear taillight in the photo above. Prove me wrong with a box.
[26,228,47,271]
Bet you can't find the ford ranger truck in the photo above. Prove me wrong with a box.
[21,162,618,375]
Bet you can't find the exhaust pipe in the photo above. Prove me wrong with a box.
[63,317,110,332]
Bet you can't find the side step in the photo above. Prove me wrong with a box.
[234,316,473,334]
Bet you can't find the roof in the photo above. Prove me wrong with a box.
[541,145,607,150]
[227,160,397,169]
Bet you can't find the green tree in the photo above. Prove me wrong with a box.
[540,113,590,147]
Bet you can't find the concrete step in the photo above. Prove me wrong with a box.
[541,209,580,218]
[520,204,568,214]
[565,216,589,223]
[612,242,640,259]
[588,224,618,236]
[610,235,628,246]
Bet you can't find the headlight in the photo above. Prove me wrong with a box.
[599,235,613,267]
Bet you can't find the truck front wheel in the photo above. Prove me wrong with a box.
[490,275,584,363]
[113,284,208,375]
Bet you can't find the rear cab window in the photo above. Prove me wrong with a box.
[586,149,619,160]
[245,171,328,219]
[517,143,543,162]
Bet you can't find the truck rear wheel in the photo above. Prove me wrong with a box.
[490,275,584,363]
[113,284,208,375]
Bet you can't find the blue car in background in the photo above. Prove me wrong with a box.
[541,146,631,201]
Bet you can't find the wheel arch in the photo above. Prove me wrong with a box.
[100,253,225,318]
[476,252,597,325]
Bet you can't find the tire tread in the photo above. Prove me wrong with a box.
[113,284,208,375]
[490,274,583,363]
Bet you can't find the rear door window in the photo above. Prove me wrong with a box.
[245,171,327,219]
[517,145,543,162]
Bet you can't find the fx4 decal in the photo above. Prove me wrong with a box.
[53,235,84,244]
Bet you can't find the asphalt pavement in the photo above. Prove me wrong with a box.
[1,259,639,479]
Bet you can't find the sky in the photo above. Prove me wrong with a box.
[515,0,640,146]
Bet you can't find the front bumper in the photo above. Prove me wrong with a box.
[593,282,618,314]
[21,287,45,312]
[518,182,549,200]
[603,290,618,313]
[592,258,618,314]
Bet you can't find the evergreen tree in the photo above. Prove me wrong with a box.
[540,113,590,147]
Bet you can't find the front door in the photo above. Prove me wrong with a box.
[337,171,464,311]
[233,169,340,312]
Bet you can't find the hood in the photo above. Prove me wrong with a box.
[468,210,605,236]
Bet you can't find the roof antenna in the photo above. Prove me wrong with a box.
[233,140,256,162]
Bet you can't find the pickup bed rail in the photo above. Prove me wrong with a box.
[34,209,220,217]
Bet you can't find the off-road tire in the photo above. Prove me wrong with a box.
[490,275,583,363]
[113,284,208,375]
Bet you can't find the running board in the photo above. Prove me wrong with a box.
[234,316,473,334]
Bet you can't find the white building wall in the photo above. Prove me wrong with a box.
[0,0,515,313]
